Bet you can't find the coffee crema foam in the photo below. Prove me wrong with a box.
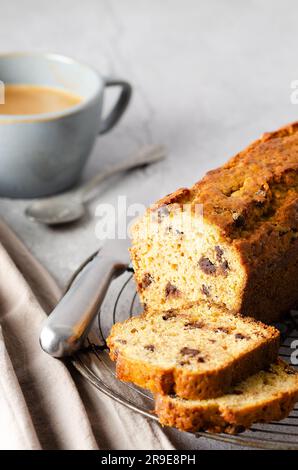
[0,84,82,115]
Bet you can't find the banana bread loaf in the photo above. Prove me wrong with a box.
[107,304,280,399]
[155,360,298,433]
[130,122,298,322]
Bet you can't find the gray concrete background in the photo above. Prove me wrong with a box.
[0,0,297,449]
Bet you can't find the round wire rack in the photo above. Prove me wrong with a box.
[70,254,298,450]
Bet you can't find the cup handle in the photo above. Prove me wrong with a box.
[98,78,132,135]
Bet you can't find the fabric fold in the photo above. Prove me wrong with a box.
[0,240,98,449]
[0,220,174,450]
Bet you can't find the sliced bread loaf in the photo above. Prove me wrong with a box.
[155,360,298,434]
[130,122,298,323]
[107,304,279,400]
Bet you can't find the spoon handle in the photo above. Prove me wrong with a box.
[80,145,166,203]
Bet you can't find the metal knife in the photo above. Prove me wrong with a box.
[39,237,131,357]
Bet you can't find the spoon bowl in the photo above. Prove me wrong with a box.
[25,198,85,225]
[25,145,166,226]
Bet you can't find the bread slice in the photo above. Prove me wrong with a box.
[155,360,298,434]
[130,122,298,323]
[107,304,279,400]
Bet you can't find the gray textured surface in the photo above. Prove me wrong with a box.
[0,0,297,450]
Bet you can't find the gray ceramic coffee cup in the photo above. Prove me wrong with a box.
[0,52,132,198]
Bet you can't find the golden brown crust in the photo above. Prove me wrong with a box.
[151,121,298,240]
[155,361,298,433]
[107,310,280,400]
[154,187,192,209]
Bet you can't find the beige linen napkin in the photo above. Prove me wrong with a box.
[0,220,174,450]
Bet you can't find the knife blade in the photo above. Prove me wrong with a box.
[39,237,131,357]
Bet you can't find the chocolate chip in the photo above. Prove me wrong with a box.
[198,257,217,274]
[117,339,127,344]
[184,321,205,329]
[180,347,200,357]
[201,284,210,297]
[141,273,153,289]
[165,282,181,297]
[131,328,138,333]
[162,310,177,320]
[197,356,205,363]
[214,327,230,334]
[144,344,155,352]
[232,212,246,228]
[215,245,224,262]
[235,333,248,340]
[179,360,189,366]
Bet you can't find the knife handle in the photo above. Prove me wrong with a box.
[39,252,128,357]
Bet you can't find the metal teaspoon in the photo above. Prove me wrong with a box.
[25,145,166,226]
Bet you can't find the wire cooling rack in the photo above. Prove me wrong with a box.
[70,254,298,450]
